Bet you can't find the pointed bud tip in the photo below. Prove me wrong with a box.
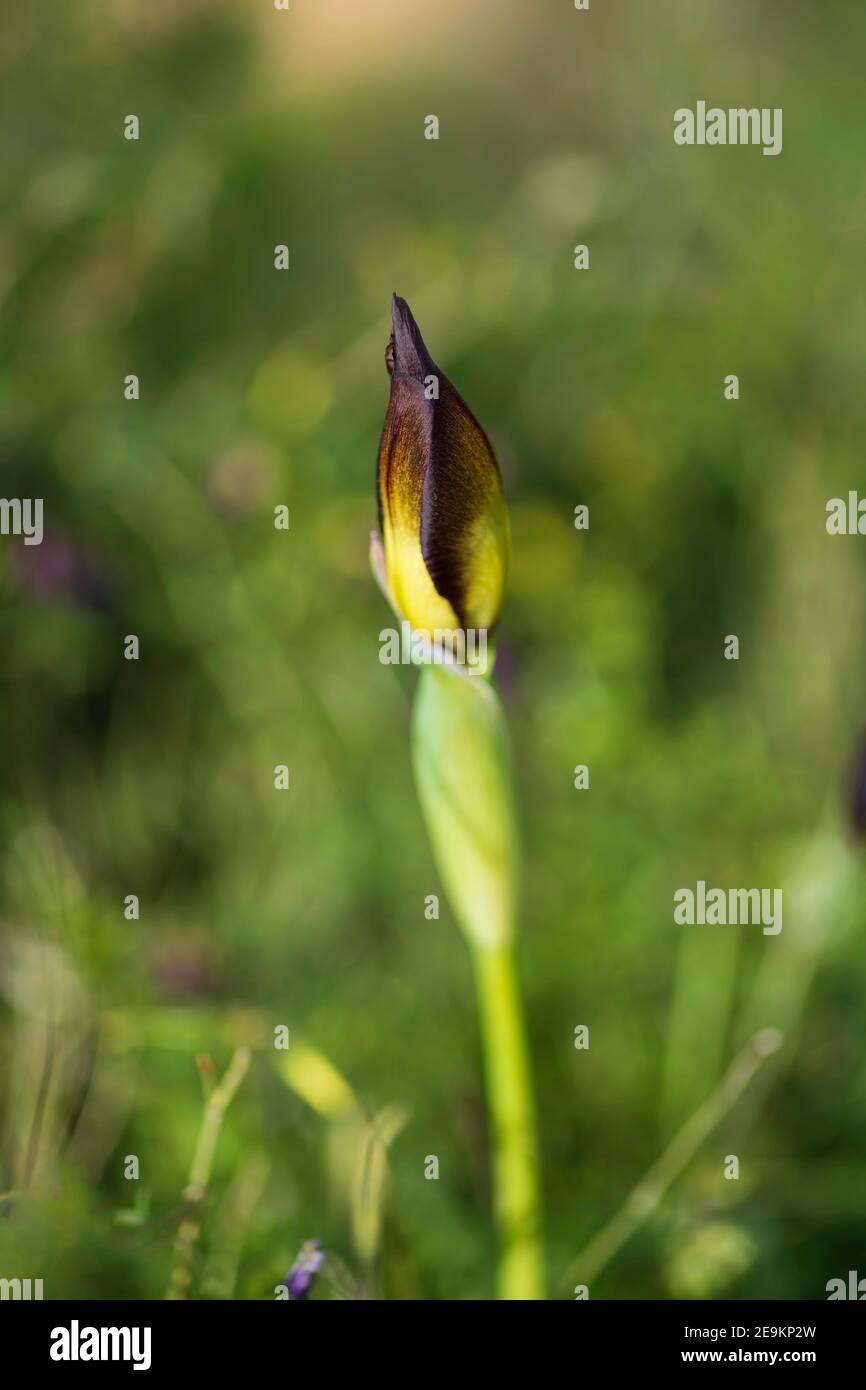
[387,294,433,383]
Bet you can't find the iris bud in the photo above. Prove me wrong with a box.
[375,295,510,643]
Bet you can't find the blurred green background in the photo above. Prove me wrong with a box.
[1,0,866,1300]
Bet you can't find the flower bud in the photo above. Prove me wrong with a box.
[375,295,509,640]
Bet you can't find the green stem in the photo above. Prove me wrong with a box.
[470,939,544,1300]
[410,664,543,1297]
[166,1047,251,1300]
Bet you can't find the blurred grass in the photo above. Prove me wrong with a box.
[1,0,866,1299]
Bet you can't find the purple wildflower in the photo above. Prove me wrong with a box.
[283,1239,325,1300]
